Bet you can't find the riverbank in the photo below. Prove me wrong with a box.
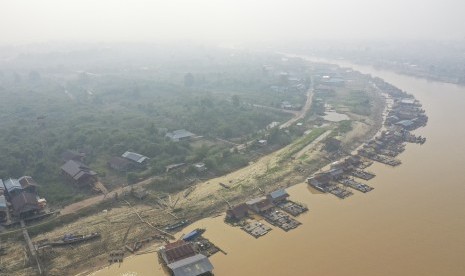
[0,59,389,275]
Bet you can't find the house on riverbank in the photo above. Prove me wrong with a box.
[159,240,214,276]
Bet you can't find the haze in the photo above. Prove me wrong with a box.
[1,0,465,45]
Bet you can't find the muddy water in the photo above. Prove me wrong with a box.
[91,63,465,276]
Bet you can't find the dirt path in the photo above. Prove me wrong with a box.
[60,177,156,215]
[252,104,299,115]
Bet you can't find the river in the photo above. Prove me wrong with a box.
[90,60,465,276]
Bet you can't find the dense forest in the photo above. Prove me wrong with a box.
[0,45,310,204]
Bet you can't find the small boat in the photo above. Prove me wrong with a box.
[182,228,206,241]
[164,220,190,231]
[50,232,101,246]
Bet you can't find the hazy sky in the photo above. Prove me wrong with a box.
[1,0,465,45]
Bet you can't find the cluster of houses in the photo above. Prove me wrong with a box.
[158,240,214,276]
[0,176,47,222]
[385,97,428,131]
[59,129,198,190]
[226,188,306,235]
[226,189,290,221]
[307,155,369,195]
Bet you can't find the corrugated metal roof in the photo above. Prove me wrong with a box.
[269,189,288,199]
[166,129,195,141]
[0,195,7,209]
[122,151,149,164]
[3,178,21,193]
[168,254,213,276]
[61,160,97,181]
[163,241,196,264]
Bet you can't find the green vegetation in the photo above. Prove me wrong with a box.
[279,127,328,161]
[0,45,309,204]
[344,90,371,115]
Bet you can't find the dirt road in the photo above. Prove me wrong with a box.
[280,89,313,129]
[60,177,156,215]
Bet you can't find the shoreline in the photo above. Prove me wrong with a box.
[85,61,394,276]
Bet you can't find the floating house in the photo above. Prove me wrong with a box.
[159,240,214,276]
[267,189,289,204]
[246,197,274,213]
[226,203,249,221]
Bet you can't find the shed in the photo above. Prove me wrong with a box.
[193,163,207,172]
[166,129,195,142]
[121,151,149,165]
[258,140,268,146]
[167,254,214,276]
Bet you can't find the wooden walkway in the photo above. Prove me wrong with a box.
[20,220,43,275]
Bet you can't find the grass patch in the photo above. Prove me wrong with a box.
[279,127,327,161]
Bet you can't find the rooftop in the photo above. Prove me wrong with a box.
[61,160,97,181]
[3,178,21,193]
[0,195,6,209]
[167,254,213,276]
[268,189,289,199]
[122,151,149,164]
[166,129,195,141]
[162,240,196,264]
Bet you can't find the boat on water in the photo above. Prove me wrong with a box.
[182,228,206,241]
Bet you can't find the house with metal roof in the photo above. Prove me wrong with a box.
[267,189,289,203]
[121,151,149,165]
[160,240,196,264]
[165,129,195,142]
[167,254,214,276]
[3,177,37,197]
[395,120,415,129]
[246,197,274,213]
[159,240,214,276]
[61,160,98,186]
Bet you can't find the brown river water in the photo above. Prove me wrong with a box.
[90,61,465,276]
